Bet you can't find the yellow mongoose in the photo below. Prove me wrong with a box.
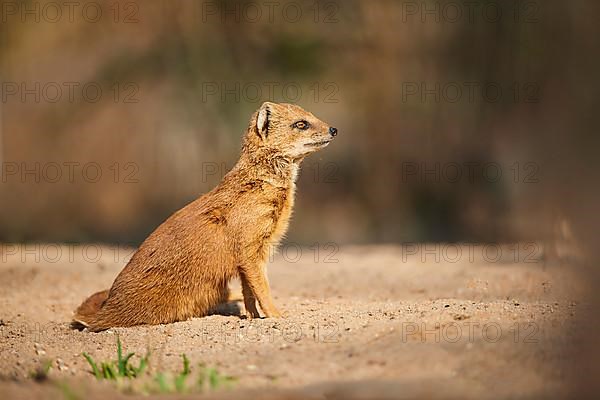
[73,102,338,331]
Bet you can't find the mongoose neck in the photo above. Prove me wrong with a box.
[234,147,301,188]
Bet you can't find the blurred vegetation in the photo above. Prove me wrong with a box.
[0,0,598,245]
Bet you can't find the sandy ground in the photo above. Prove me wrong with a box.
[0,243,585,399]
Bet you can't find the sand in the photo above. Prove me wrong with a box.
[0,244,584,399]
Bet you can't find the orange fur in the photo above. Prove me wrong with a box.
[73,102,337,331]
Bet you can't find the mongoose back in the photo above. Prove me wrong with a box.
[73,102,338,331]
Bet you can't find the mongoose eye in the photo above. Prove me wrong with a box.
[293,120,309,130]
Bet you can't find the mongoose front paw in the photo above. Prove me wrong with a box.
[264,308,285,318]
[245,309,261,319]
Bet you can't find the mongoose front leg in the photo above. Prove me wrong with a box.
[239,266,282,318]
[240,273,260,319]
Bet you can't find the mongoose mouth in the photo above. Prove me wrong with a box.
[305,139,331,148]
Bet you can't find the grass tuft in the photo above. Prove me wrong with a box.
[82,335,149,380]
[81,336,234,394]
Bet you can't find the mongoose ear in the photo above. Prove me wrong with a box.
[256,103,271,140]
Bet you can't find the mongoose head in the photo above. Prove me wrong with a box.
[245,102,338,160]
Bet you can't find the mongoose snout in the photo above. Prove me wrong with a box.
[73,101,336,331]
[305,126,338,148]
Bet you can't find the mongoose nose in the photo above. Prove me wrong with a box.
[329,127,338,137]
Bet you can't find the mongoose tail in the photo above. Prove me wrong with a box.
[72,289,109,329]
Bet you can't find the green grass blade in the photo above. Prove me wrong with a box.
[116,336,122,360]
[173,354,191,392]
[116,336,125,375]
[103,362,118,380]
[121,352,135,377]
[208,368,219,389]
[155,373,170,393]
[82,353,102,379]
[181,354,191,376]
[174,374,187,393]
[130,355,148,377]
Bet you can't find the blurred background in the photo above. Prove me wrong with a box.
[0,0,598,249]
[1,0,600,395]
